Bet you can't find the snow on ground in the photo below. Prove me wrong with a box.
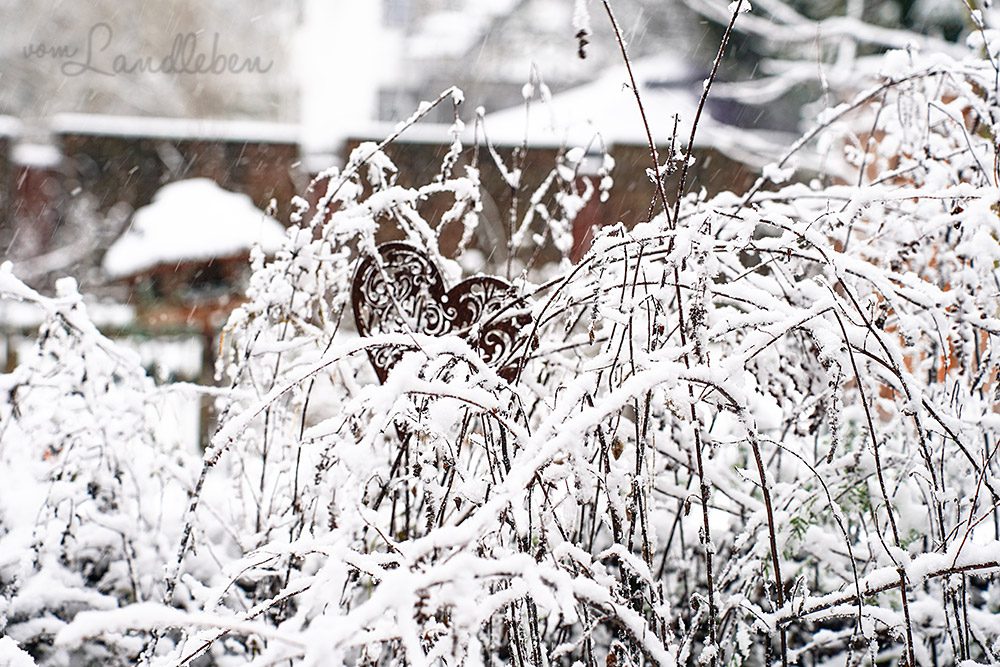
[148,382,203,450]
[118,337,204,450]
[102,179,287,279]
[122,336,204,381]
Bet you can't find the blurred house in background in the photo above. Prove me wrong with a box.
[0,116,301,293]
[101,178,287,331]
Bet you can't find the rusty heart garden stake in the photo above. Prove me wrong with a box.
[351,242,533,383]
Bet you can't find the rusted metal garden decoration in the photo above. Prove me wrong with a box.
[351,242,533,383]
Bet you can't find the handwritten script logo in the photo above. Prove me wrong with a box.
[23,23,273,76]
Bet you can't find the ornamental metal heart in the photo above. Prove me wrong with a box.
[351,242,533,383]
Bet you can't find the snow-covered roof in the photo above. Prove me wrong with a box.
[483,53,784,165]
[53,113,299,144]
[103,179,287,279]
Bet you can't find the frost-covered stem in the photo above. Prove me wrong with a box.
[312,86,462,223]
[963,0,1000,96]
[512,238,640,382]
[739,70,941,209]
[777,558,1000,623]
[692,375,789,665]
[600,1,671,224]
[843,90,889,251]
[255,407,271,535]
[835,280,948,538]
[671,0,743,227]
[673,255,719,655]
[688,414,719,656]
[174,577,314,666]
[831,309,916,667]
[747,428,788,667]
[505,146,526,279]
[768,438,865,622]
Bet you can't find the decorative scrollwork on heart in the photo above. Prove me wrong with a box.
[351,242,533,382]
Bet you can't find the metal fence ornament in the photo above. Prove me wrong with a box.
[351,242,533,383]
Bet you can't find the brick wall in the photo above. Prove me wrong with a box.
[0,132,11,250]
[58,133,304,225]
[0,121,304,283]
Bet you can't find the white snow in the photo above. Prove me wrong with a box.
[11,143,61,169]
[0,116,22,138]
[5,7,1000,667]
[484,52,698,146]
[102,179,287,279]
[0,637,36,667]
[0,300,134,330]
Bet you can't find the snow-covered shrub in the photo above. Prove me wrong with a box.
[2,6,1000,667]
[0,269,198,665]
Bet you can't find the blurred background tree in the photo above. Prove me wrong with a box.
[691,0,972,131]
